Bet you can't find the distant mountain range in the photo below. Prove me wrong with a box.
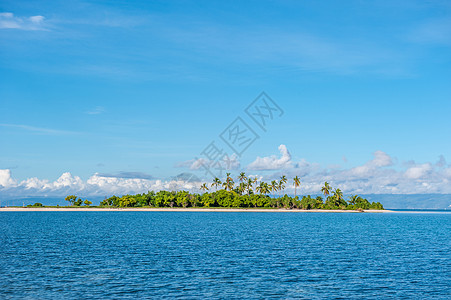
[361,194,451,209]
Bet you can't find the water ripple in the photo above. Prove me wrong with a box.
[1,212,450,299]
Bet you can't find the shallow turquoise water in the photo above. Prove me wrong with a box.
[1,212,450,299]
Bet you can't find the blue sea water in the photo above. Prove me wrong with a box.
[1,212,450,299]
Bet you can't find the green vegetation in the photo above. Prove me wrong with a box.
[91,173,383,210]
[65,195,92,206]
[27,202,43,207]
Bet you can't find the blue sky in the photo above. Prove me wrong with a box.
[1,0,450,197]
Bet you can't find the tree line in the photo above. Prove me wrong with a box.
[64,195,92,206]
[71,172,383,210]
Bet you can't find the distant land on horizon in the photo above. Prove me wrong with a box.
[2,194,450,210]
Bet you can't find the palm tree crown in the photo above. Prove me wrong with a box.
[246,178,254,195]
[238,172,247,183]
[278,176,286,197]
[222,172,235,191]
[293,176,300,198]
[280,175,287,184]
[256,182,270,195]
[200,183,209,192]
[211,177,222,191]
[270,180,278,197]
[321,182,332,199]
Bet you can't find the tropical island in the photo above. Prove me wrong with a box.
[63,173,384,211]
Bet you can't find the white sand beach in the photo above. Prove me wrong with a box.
[0,207,390,213]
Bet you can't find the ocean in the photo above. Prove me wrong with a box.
[1,211,450,298]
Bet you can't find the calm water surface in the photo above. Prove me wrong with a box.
[1,212,450,299]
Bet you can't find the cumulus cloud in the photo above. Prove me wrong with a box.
[405,163,433,179]
[0,170,205,199]
[244,146,450,195]
[1,148,450,199]
[370,150,393,167]
[247,144,318,176]
[0,12,47,30]
[0,169,17,188]
[347,150,393,178]
[19,172,85,192]
[86,174,154,195]
[248,144,292,170]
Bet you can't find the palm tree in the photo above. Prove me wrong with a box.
[256,182,263,195]
[256,182,270,195]
[211,177,221,191]
[333,188,343,199]
[237,172,247,195]
[333,188,344,207]
[278,177,286,197]
[348,194,359,205]
[238,172,247,183]
[246,178,254,196]
[238,182,246,195]
[270,180,278,198]
[321,182,332,200]
[263,182,271,195]
[264,183,271,195]
[293,176,300,198]
[223,172,235,191]
[200,183,209,193]
[280,175,287,184]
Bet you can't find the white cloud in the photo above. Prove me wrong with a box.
[245,146,450,195]
[21,177,48,189]
[222,153,241,170]
[347,150,393,178]
[370,150,393,167]
[176,157,209,170]
[29,15,44,24]
[444,167,451,179]
[86,173,153,194]
[53,172,84,188]
[248,144,292,170]
[20,172,85,192]
[405,163,432,179]
[0,170,205,199]
[0,12,47,30]
[0,169,17,188]
[1,149,450,199]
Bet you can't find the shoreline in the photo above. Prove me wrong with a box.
[0,207,449,213]
[1,207,389,213]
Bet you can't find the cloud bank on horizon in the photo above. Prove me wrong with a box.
[1,145,450,199]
